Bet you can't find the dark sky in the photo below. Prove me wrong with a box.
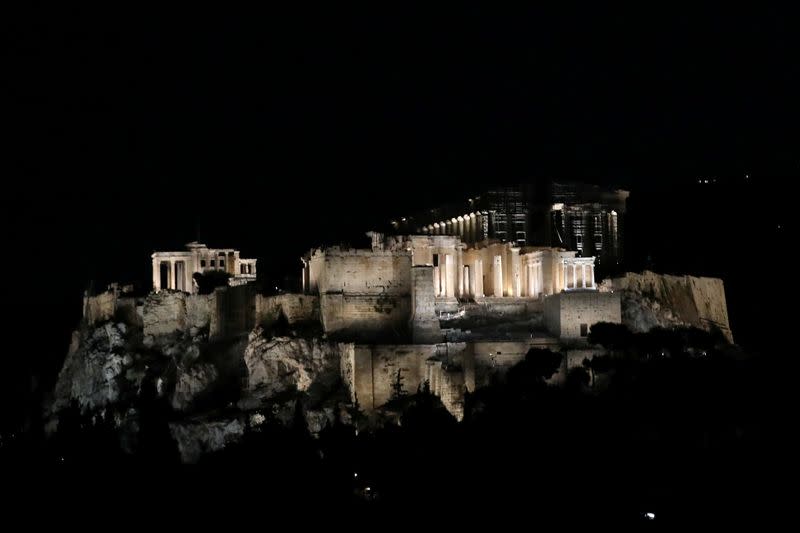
[3,5,798,418]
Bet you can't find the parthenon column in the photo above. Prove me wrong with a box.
[591,264,596,289]
[582,264,587,289]
[562,261,567,291]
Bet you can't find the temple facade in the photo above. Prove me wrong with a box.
[151,241,257,293]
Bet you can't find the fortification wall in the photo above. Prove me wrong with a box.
[474,297,543,317]
[352,345,436,410]
[545,291,621,339]
[144,290,188,336]
[186,294,212,330]
[410,266,442,343]
[320,294,411,340]
[143,291,214,337]
[210,284,256,339]
[543,296,561,339]
[349,340,563,420]
[255,293,319,326]
[607,271,733,342]
[318,251,411,295]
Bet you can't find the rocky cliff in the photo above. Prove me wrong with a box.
[48,306,352,463]
[602,271,733,342]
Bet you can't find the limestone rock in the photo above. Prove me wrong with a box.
[605,271,733,342]
[169,418,245,463]
[171,363,219,411]
[52,323,135,413]
[242,327,348,403]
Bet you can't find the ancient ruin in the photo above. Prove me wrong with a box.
[51,206,733,460]
[151,241,257,293]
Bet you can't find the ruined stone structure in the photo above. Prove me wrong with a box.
[386,181,629,274]
[550,182,629,272]
[301,233,600,339]
[50,214,734,463]
[151,242,257,293]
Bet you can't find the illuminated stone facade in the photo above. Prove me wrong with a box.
[301,232,608,343]
[151,241,257,293]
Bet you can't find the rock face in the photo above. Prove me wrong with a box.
[243,327,351,403]
[143,290,188,337]
[604,271,733,342]
[171,363,219,411]
[52,323,136,412]
[49,312,354,461]
[169,418,245,463]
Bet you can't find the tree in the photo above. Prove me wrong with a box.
[389,369,407,400]
[525,348,564,381]
[588,322,634,351]
[193,271,232,295]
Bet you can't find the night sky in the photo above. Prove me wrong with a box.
[4,6,798,421]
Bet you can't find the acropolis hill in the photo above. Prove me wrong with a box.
[48,185,733,462]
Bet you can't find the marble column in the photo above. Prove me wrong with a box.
[152,257,160,292]
[572,263,577,291]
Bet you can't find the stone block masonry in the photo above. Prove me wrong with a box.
[255,294,319,327]
[544,291,621,339]
[410,266,442,343]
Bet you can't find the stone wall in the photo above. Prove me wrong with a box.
[210,284,256,339]
[320,294,411,341]
[310,248,413,341]
[543,295,561,338]
[317,249,412,295]
[144,290,188,337]
[544,291,622,339]
[606,271,733,342]
[352,345,436,410]
[186,294,212,331]
[426,360,466,420]
[410,266,442,343]
[349,340,563,420]
[144,290,213,337]
[255,293,319,327]
[473,297,543,317]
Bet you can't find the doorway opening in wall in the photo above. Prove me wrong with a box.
[580,323,589,337]
[160,262,170,290]
[175,261,186,292]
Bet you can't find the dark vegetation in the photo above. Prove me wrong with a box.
[193,271,232,295]
[1,326,775,526]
